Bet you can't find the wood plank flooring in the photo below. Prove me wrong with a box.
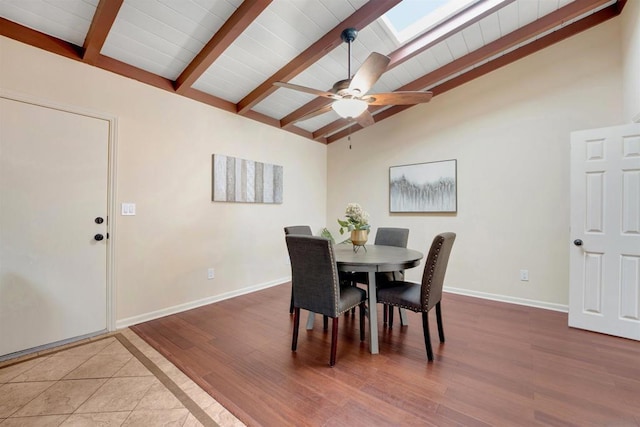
[131,284,640,426]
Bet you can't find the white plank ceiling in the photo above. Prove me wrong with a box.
[0,0,623,143]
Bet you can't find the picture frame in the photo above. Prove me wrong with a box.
[212,154,283,204]
[389,159,457,213]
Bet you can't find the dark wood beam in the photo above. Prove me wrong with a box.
[82,0,123,65]
[235,0,402,115]
[174,0,272,94]
[178,88,237,113]
[325,2,621,143]
[0,17,82,60]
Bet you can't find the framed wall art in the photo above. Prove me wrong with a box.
[389,159,457,213]
[212,154,283,204]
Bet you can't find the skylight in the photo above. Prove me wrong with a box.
[381,0,480,45]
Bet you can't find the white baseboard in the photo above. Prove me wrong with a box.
[444,286,568,313]
[115,277,289,329]
[116,279,568,330]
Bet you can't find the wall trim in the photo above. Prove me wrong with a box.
[444,286,569,313]
[116,277,288,329]
[118,279,569,330]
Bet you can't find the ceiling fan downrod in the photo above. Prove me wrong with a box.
[340,28,358,80]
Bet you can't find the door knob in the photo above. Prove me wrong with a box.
[573,239,583,246]
[94,234,104,241]
[95,217,104,224]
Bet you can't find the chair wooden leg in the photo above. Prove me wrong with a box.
[422,312,434,361]
[323,315,329,331]
[383,305,388,324]
[359,302,365,341]
[292,307,300,351]
[436,301,445,343]
[289,288,294,314]
[388,305,394,328]
[330,317,339,366]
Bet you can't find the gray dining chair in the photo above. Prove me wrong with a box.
[347,227,410,323]
[376,232,456,361]
[284,225,313,314]
[285,235,367,366]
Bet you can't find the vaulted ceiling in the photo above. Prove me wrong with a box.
[0,0,627,143]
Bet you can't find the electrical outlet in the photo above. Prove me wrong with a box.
[520,269,529,281]
[207,268,215,279]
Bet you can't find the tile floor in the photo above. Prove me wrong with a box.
[0,329,245,426]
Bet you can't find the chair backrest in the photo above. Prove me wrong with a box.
[284,225,313,236]
[285,235,339,318]
[374,227,409,248]
[420,232,456,310]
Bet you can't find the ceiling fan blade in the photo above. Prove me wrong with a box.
[294,104,334,123]
[348,52,390,96]
[273,82,339,100]
[363,91,433,105]
[355,109,375,128]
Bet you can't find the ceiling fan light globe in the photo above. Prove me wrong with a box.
[332,99,368,118]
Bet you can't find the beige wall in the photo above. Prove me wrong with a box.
[327,19,623,309]
[0,7,632,325]
[0,36,327,325]
[621,0,640,122]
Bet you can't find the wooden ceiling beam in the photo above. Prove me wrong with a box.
[174,0,272,95]
[235,0,402,115]
[82,0,123,65]
[0,17,82,60]
[325,2,622,143]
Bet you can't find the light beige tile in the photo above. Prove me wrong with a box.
[51,339,115,358]
[59,411,129,426]
[135,382,184,410]
[181,413,204,427]
[0,382,55,418]
[0,357,51,384]
[178,381,216,409]
[113,358,152,378]
[75,377,156,413]
[204,401,245,426]
[98,341,131,357]
[121,408,189,426]
[10,357,90,382]
[64,354,132,380]
[0,414,68,426]
[14,379,106,417]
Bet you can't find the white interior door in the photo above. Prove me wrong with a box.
[0,97,110,357]
[569,123,640,341]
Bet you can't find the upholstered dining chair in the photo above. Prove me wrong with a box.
[284,225,313,314]
[347,227,410,323]
[285,235,367,366]
[376,232,456,362]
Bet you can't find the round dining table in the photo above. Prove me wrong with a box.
[306,243,423,354]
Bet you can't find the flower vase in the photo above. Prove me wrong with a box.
[350,229,368,252]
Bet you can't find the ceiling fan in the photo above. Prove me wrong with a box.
[274,28,433,128]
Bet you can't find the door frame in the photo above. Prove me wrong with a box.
[1,89,117,333]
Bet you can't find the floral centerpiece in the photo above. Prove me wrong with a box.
[338,203,370,250]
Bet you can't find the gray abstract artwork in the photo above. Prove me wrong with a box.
[389,159,457,213]
[212,154,283,204]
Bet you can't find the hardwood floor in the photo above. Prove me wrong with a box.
[131,284,640,426]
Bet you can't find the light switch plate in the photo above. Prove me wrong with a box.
[121,203,136,216]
